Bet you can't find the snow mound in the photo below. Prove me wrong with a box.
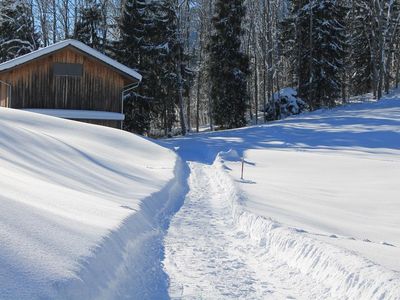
[0,108,185,299]
[217,149,241,162]
[265,87,308,120]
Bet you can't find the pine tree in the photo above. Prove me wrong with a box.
[73,0,107,52]
[118,0,154,134]
[118,0,191,136]
[147,0,179,136]
[311,0,347,108]
[279,7,298,90]
[0,0,39,62]
[152,0,193,136]
[291,0,312,106]
[348,0,373,96]
[209,0,249,129]
[282,0,346,109]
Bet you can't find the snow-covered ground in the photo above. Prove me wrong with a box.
[164,162,331,299]
[1,90,400,299]
[224,148,400,270]
[162,90,400,299]
[0,109,186,299]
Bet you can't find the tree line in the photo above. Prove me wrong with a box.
[0,0,399,136]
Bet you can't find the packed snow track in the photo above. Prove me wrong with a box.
[164,162,330,299]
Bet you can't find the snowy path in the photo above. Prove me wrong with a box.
[163,162,330,299]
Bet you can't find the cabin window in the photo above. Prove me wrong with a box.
[53,63,83,77]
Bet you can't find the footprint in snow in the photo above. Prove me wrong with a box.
[120,205,135,211]
[235,231,247,239]
[381,241,396,247]
[293,228,308,234]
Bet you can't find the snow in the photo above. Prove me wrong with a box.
[161,89,400,299]
[261,87,308,121]
[22,109,125,120]
[273,87,306,113]
[2,87,400,298]
[164,162,330,299]
[0,107,185,299]
[224,149,400,270]
[0,39,142,82]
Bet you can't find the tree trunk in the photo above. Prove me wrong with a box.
[266,0,274,118]
[396,44,400,88]
[378,28,384,99]
[370,29,378,98]
[254,51,259,124]
[308,1,314,107]
[261,0,267,122]
[208,0,214,131]
[177,48,187,136]
[196,71,202,133]
[196,30,204,133]
[53,0,57,43]
[385,50,392,94]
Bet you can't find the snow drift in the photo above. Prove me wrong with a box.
[214,151,400,299]
[0,108,186,299]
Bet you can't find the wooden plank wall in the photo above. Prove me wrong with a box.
[0,46,130,113]
[0,84,7,107]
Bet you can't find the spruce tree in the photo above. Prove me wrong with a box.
[349,0,373,96]
[0,0,38,62]
[118,0,154,134]
[209,0,249,129]
[311,0,347,108]
[147,0,179,136]
[119,0,190,136]
[73,0,106,52]
[279,7,298,90]
[151,0,192,136]
[283,0,346,109]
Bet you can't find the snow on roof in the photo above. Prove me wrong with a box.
[0,39,142,82]
[23,109,125,121]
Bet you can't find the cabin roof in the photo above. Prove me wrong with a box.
[0,39,142,82]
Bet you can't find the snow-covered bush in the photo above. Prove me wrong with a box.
[265,88,308,121]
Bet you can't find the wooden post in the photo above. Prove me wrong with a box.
[241,157,244,180]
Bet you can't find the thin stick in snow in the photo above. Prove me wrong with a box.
[241,157,245,180]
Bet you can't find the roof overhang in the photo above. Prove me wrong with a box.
[0,40,142,82]
[22,109,125,121]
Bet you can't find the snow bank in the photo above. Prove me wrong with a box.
[213,152,400,299]
[0,108,185,299]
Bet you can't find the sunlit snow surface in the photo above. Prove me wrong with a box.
[0,109,178,299]
[1,89,400,299]
[162,90,400,298]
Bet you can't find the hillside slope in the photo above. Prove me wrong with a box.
[0,109,185,299]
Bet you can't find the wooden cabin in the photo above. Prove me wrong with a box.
[0,40,142,129]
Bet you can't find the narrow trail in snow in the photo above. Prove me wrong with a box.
[163,162,330,299]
